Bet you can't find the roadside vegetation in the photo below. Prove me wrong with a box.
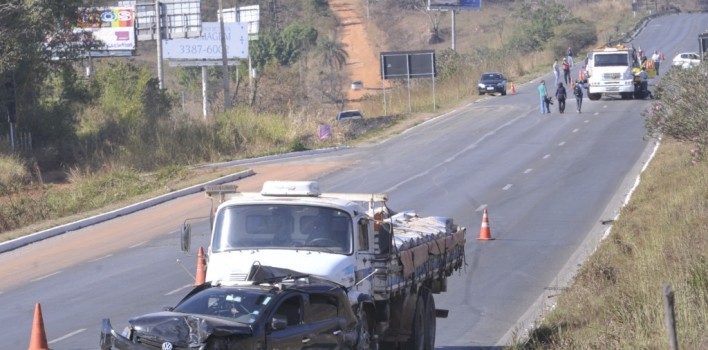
[0,0,707,345]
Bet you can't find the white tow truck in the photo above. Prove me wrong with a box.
[586,44,655,100]
[180,180,467,349]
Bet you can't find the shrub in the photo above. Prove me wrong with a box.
[0,155,29,195]
[645,64,708,154]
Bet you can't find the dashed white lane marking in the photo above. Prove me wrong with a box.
[594,112,600,115]
[524,168,533,174]
[584,119,590,123]
[89,254,113,262]
[558,141,566,146]
[475,204,488,212]
[603,105,608,108]
[31,271,61,282]
[166,284,193,296]
[543,154,551,159]
[130,241,147,248]
[502,184,513,191]
[49,328,86,344]
[572,128,579,133]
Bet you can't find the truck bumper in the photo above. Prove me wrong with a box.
[588,81,635,94]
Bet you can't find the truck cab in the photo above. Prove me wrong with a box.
[586,45,637,100]
[184,181,385,292]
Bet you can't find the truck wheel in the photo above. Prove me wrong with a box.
[403,295,426,350]
[588,93,602,101]
[423,291,436,349]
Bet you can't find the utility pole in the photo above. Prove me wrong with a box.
[155,0,165,89]
[219,0,232,110]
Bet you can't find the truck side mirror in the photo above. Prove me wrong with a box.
[180,223,191,253]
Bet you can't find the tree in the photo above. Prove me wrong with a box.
[316,37,349,71]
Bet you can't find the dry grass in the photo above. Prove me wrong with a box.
[521,139,708,349]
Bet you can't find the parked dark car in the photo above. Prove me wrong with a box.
[478,72,507,96]
[100,267,366,350]
[336,109,363,121]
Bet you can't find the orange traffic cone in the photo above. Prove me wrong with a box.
[29,303,49,350]
[477,208,493,240]
[510,82,516,95]
[570,80,575,90]
[194,247,206,286]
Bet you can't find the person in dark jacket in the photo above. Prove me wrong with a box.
[574,80,584,113]
[555,82,567,114]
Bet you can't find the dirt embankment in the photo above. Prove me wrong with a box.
[329,0,382,105]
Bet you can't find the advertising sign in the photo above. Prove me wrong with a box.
[74,7,136,55]
[221,5,260,41]
[162,22,249,60]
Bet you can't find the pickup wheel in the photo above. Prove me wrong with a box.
[403,294,426,350]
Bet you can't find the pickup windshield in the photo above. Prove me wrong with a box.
[212,204,353,254]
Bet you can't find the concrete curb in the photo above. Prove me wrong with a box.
[0,169,255,254]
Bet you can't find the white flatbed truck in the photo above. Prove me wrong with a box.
[180,180,467,349]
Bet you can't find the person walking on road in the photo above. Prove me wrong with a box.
[562,58,571,85]
[652,50,662,76]
[555,82,567,114]
[566,47,574,67]
[538,80,550,114]
[573,79,584,113]
[553,60,560,86]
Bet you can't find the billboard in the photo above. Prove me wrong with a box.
[221,5,260,41]
[120,0,202,40]
[74,7,136,56]
[162,22,249,60]
[428,0,481,11]
[380,50,436,80]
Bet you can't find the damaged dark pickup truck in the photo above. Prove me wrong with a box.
[100,270,365,350]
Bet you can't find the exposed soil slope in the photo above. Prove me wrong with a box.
[329,0,381,105]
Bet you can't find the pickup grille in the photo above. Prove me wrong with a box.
[603,72,621,80]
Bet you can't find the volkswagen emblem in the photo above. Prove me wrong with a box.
[161,342,173,350]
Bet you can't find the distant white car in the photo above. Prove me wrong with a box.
[350,80,363,91]
[671,52,701,69]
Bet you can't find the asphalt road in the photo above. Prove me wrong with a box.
[0,12,706,350]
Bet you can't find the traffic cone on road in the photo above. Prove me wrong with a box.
[570,80,575,90]
[510,82,516,95]
[28,303,49,350]
[477,208,493,240]
[194,247,206,286]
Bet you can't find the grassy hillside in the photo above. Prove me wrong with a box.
[519,139,707,348]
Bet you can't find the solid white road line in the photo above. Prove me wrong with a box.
[89,254,113,262]
[165,284,193,296]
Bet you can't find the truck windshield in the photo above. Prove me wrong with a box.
[212,204,353,254]
[593,53,630,67]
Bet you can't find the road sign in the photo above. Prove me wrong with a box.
[380,51,436,80]
[428,0,481,11]
[162,22,248,60]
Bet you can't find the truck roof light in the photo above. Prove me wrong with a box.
[261,181,322,197]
